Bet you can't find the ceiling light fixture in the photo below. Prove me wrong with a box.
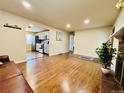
[84,19,90,24]
[22,0,32,10]
[28,24,33,28]
[66,24,71,28]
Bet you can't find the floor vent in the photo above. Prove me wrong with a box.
[79,55,98,62]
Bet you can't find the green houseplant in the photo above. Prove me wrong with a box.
[96,41,116,74]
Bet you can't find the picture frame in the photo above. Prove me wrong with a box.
[56,31,63,41]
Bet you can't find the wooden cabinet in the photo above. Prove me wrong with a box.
[0,62,33,93]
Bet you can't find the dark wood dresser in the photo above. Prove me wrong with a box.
[0,62,34,93]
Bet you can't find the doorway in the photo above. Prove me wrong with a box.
[25,25,47,61]
[69,32,74,53]
[26,31,44,61]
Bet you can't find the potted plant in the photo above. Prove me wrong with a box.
[96,41,116,74]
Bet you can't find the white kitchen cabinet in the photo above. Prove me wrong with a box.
[44,40,49,54]
[37,31,49,40]
[36,43,41,51]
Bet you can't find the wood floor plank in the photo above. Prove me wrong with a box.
[17,53,101,93]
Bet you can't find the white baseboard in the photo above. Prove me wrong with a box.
[49,51,69,56]
[74,52,98,58]
[15,59,27,64]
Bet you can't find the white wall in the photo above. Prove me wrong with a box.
[111,8,124,72]
[114,8,124,32]
[0,11,27,63]
[49,29,69,56]
[74,27,112,57]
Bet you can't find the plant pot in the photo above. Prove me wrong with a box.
[101,67,110,74]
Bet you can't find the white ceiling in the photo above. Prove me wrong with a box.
[0,0,119,32]
[26,26,44,32]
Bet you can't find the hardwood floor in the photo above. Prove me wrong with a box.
[101,73,124,93]
[26,51,45,61]
[17,53,101,93]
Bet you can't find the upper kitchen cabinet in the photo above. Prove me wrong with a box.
[36,31,49,40]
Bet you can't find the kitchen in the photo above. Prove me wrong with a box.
[26,25,50,60]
